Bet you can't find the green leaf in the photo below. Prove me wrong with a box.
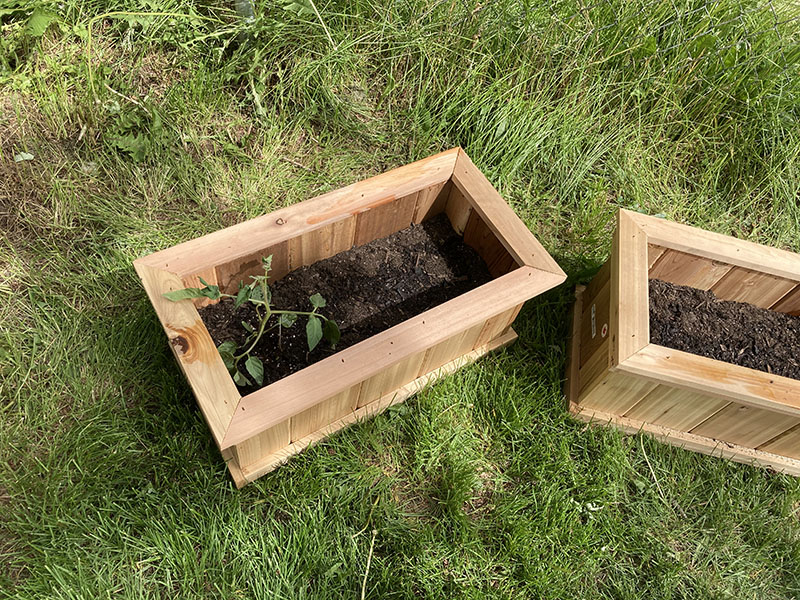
[279,313,297,328]
[14,152,33,162]
[241,320,255,333]
[235,286,250,308]
[233,369,252,387]
[306,316,322,351]
[26,8,58,38]
[245,356,264,386]
[218,351,235,371]
[162,288,204,301]
[309,293,326,309]
[262,255,273,273]
[198,278,221,300]
[218,341,237,355]
[322,319,340,348]
[284,1,315,16]
[250,285,264,302]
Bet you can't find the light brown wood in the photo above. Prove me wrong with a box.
[578,339,611,397]
[288,216,356,269]
[578,371,657,415]
[182,268,219,308]
[649,249,733,290]
[232,330,518,485]
[451,149,564,274]
[215,241,290,294]
[134,263,240,445]
[617,344,800,419]
[759,424,800,459]
[625,209,800,281]
[690,403,800,448]
[771,284,800,316]
[570,402,800,477]
[356,350,428,409]
[463,211,519,277]
[624,385,729,431]
[413,181,451,223]
[709,266,798,308]
[353,192,418,246]
[580,278,609,367]
[222,267,564,448]
[564,286,585,406]
[445,184,472,235]
[473,305,520,349]
[417,322,485,376]
[648,244,667,268]
[137,148,460,277]
[290,383,361,442]
[609,210,649,367]
[233,421,291,469]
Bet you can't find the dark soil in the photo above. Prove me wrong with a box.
[649,278,800,381]
[200,214,494,391]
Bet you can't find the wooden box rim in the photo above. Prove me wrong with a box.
[134,148,566,450]
[611,209,800,420]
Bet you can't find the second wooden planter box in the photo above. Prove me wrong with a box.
[135,148,566,486]
[567,209,800,475]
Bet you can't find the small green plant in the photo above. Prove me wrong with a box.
[162,255,339,387]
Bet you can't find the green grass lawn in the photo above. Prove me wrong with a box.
[2,0,800,597]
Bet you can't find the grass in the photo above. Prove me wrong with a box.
[2,0,800,597]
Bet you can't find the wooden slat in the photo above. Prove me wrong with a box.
[771,284,800,316]
[473,305,520,349]
[233,330,518,485]
[288,216,356,269]
[134,264,240,445]
[222,266,564,448]
[356,349,428,409]
[583,260,610,308]
[758,424,800,459]
[445,184,472,235]
[578,339,610,397]
[565,286,585,406]
[617,344,800,419]
[290,383,361,442]
[452,149,564,275]
[624,385,729,431]
[690,403,800,448]
[649,249,733,290]
[215,241,290,294]
[136,148,460,276]
[710,266,797,308]
[233,421,291,469]
[610,210,649,367]
[569,402,800,477]
[353,191,418,246]
[580,279,610,367]
[463,210,520,277]
[625,209,800,281]
[578,371,657,415]
[648,244,666,268]
[413,181,450,223]
[417,322,486,376]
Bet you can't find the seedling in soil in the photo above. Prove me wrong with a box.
[162,255,340,387]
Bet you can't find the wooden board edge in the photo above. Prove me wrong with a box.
[134,262,240,446]
[610,209,649,368]
[564,285,585,408]
[622,209,800,281]
[616,344,800,419]
[452,149,565,277]
[136,148,460,275]
[221,267,563,448]
[233,329,518,485]
[569,401,800,477]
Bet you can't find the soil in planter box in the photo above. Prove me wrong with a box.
[649,278,800,381]
[200,214,495,390]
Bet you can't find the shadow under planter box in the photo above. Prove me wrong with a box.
[567,208,800,475]
[135,148,566,486]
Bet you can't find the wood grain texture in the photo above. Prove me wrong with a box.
[288,216,356,269]
[222,266,564,448]
[625,209,800,281]
[578,339,611,397]
[771,284,800,316]
[648,244,666,268]
[231,330,518,485]
[569,402,800,477]
[136,148,460,277]
[290,383,361,442]
[617,344,800,418]
[690,403,800,448]
[233,420,291,469]
[445,184,472,235]
[452,149,564,275]
[710,266,797,308]
[580,278,609,368]
[758,424,800,459]
[610,209,649,367]
[134,263,240,445]
[564,286,585,406]
[413,181,451,223]
[182,268,220,308]
[578,370,657,415]
[418,322,486,378]
[649,249,733,290]
[624,385,729,431]
[353,192,417,246]
[215,241,290,294]
[463,210,519,277]
[356,350,428,409]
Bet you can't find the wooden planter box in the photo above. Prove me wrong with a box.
[135,148,565,486]
[567,209,800,475]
